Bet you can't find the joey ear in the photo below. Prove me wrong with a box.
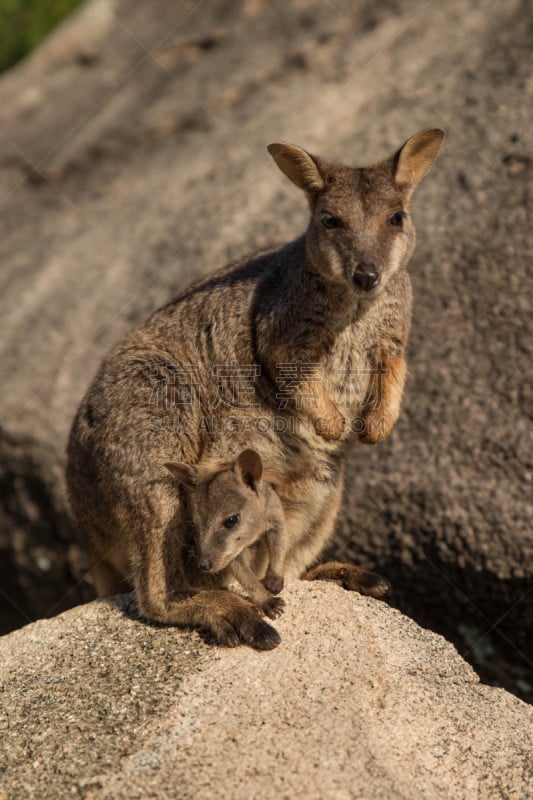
[394,128,444,187]
[234,449,263,492]
[267,142,325,192]
[165,462,197,487]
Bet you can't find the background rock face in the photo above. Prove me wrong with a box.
[0,0,531,698]
[1,581,532,800]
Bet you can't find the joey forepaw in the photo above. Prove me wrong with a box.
[262,572,284,595]
[260,595,286,620]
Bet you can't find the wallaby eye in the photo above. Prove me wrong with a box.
[388,210,406,227]
[321,212,342,229]
[223,514,240,529]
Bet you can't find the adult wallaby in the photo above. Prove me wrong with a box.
[165,448,286,621]
[66,128,443,649]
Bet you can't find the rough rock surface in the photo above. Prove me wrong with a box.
[0,0,531,697]
[1,581,532,800]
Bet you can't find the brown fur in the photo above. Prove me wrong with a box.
[66,129,443,648]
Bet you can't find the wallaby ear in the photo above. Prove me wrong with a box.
[394,128,444,187]
[234,449,263,493]
[165,462,197,487]
[267,142,325,192]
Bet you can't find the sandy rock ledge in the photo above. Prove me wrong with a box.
[0,580,531,800]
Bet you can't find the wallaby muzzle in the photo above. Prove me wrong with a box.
[353,265,380,292]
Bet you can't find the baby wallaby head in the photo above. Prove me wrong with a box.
[165,449,267,573]
[268,128,443,298]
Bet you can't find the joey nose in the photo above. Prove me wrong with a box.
[353,266,380,292]
[199,557,212,572]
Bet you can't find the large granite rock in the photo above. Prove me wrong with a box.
[0,0,531,696]
[1,581,531,800]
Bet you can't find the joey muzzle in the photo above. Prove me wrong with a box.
[199,552,228,573]
[353,265,380,292]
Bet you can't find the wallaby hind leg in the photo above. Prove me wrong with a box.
[133,528,281,649]
[304,561,391,599]
[139,587,281,649]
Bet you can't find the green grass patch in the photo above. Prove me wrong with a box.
[0,0,83,73]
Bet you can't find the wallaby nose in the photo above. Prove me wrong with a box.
[199,557,212,572]
[353,266,380,292]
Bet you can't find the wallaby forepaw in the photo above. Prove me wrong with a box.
[262,573,284,595]
[314,413,345,441]
[261,595,286,620]
[358,412,393,444]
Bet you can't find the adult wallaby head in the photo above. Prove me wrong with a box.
[165,449,266,574]
[268,128,443,297]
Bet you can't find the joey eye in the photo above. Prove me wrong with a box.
[388,210,407,227]
[223,514,240,530]
[321,212,342,229]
